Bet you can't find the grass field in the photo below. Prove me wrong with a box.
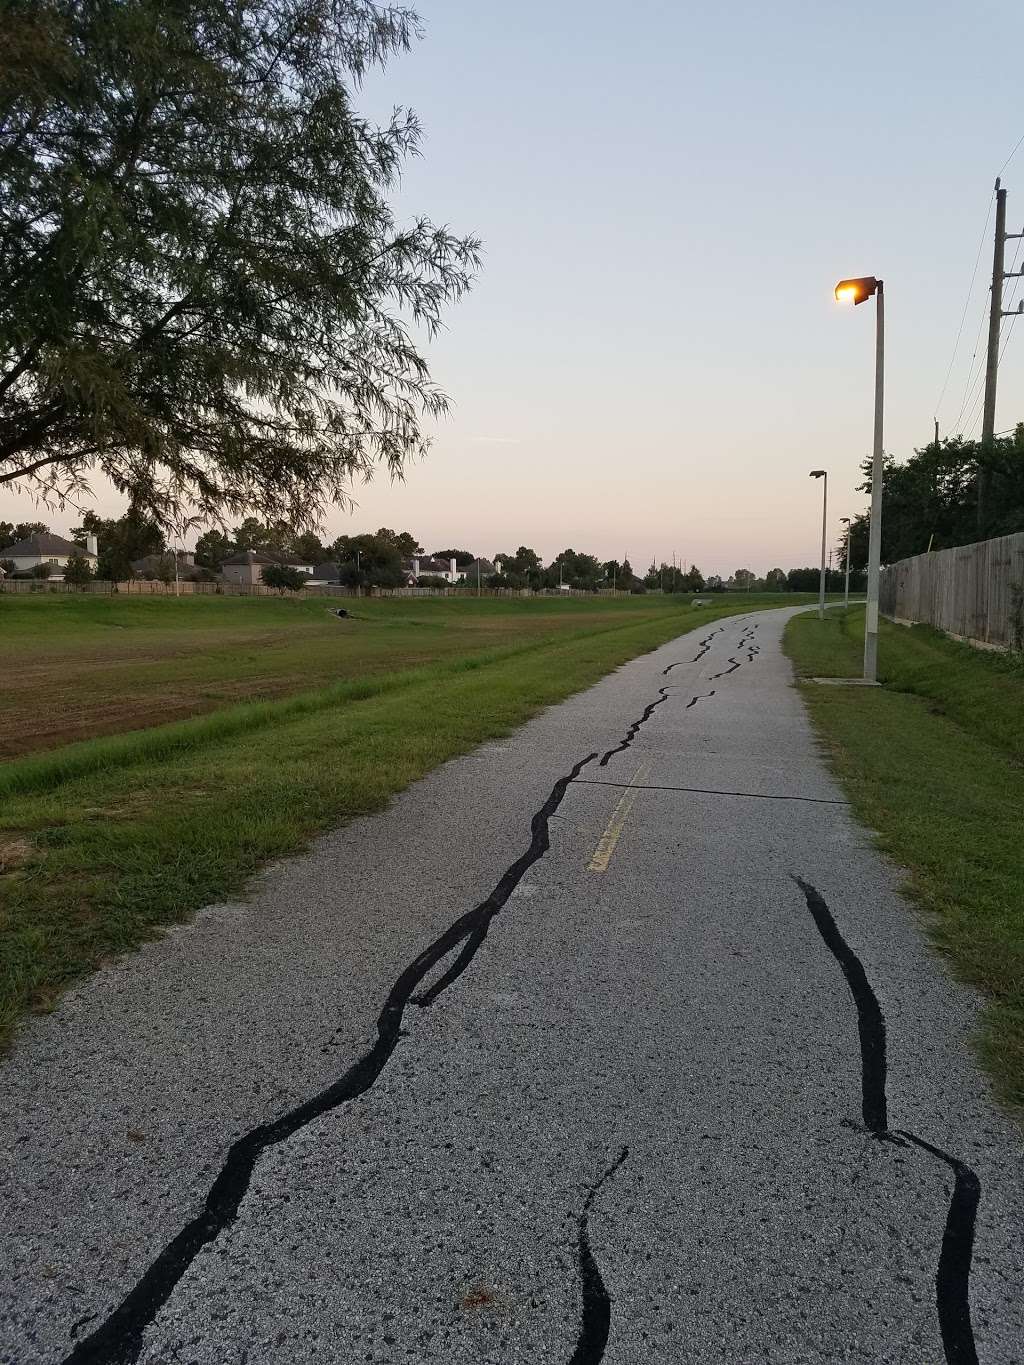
[785,608,1024,1111]
[0,592,691,757]
[0,591,802,1046]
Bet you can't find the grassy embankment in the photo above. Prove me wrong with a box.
[785,607,1024,1110]
[1,591,800,1046]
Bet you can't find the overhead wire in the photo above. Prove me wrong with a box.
[934,191,994,423]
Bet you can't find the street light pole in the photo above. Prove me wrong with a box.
[864,281,884,682]
[840,516,851,611]
[835,274,884,682]
[810,470,827,620]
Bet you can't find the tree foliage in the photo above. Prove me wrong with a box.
[262,562,308,592]
[0,520,48,547]
[0,0,480,527]
[71,508,162,579]
[62,548,93,585]
[844,426,1024,566]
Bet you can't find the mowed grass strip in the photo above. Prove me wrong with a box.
[785,607,1024,1110]
[0,593,695,757]
[0,595,796,1045]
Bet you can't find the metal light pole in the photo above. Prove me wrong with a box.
[810,470,827,620]
[835,275,884,682]
[840,516,851,611]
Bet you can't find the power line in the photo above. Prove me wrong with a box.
[998,129,1024,178]
[934,190,995,421]
[950,287,992,434]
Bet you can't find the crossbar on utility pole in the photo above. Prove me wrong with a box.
[979,181,1007,534]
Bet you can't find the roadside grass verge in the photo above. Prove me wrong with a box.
[785,607,1024,1110]
[1,596,792,1047]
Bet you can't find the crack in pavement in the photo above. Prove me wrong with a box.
[568,1147,630,1365]
[63,752,598,1365]
[574,779,848,806]
[708,657,742,680]
[59,627,764,1364]
[684,690,716,709]
[64,653,718,1364]
[792,878,980,1365]
[598,689,670,767]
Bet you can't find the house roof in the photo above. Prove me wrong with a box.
[1,532,95,559]
[222,550,311,566]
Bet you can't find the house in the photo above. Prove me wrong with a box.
[405,555,459,584]
[220,550,314,586]
[307,562,344,585]
[458,558,496,584]
[130,551,198,580]
[0,532,98,580]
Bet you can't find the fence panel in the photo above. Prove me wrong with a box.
[879,531,1024,648]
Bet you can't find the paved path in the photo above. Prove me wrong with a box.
[2,607,1022,1364]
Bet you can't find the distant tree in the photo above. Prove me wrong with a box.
[495,546,543,589]
[786,567,821,593]
[329,532,405,587]
[0,558,15,575]
[232,518,275,552]
[262,564,307,593]
[0,520,48,548]
[731,568,756,591]
[705,575,725,592]
[63,551,93,587]
[416,574,447,588]
[0,0,480,529]
[195,530,235,572]
[292,532,327,564]
[547,549,602,591]
[376,529,422,559]
[72,509,163,581]
[764,567,787,591]
[31,561,54,579]
[432,548,474,567]
[679,565,705,592]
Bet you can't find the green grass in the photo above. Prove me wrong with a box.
[785,608,1024,1110]
[1,591,710,758]
[0,592,802,1046]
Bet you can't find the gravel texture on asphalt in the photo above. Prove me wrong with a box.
[1,606,1021,1364]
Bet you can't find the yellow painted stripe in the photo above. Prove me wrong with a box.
[587,763,650,872]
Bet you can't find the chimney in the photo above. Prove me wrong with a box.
[86,533,98,557]
[412,556,420,578]
[450,557,457,579]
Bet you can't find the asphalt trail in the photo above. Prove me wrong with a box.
[1,606,1021,1364]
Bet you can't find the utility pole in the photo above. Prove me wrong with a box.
[979,181,1008,534]
[934,418,939,447]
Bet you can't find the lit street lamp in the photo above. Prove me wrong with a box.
[835,274,884,682]
[810,469,827,620]
[840,516,851,611]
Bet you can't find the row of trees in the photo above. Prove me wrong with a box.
[843,425,1024,567]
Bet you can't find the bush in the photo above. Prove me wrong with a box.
[262,563,308,592]
[63,551,94,587]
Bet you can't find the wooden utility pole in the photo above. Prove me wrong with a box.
[979,181,1007,533]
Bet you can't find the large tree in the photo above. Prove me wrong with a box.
[0,0,480,527]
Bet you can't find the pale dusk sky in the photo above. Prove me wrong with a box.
[3,0,1023,574]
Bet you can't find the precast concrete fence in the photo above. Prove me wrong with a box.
[879,531,1024,650]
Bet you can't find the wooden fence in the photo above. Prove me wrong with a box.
[879,531,1024,649]
[0,579,623,600]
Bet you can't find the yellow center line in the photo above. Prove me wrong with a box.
[587,761,650,873]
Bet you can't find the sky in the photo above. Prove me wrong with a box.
[4,0,1024,575]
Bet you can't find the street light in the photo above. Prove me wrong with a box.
[840,516,851,611]
[809,470,827,620]
[835,274,884,681]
